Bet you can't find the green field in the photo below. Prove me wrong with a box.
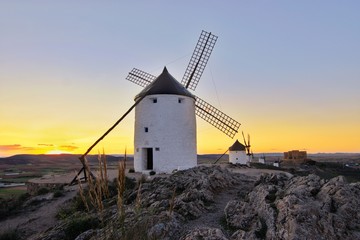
[0,187,27,199]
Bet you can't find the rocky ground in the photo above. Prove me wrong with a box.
[2,165,360,239]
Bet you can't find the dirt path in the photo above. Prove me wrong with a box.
[182,179,254,238]
[0,186,77,239]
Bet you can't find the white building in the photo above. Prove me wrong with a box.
[229,140,247,165]
[133,67,197,173]
[259,158,265,164]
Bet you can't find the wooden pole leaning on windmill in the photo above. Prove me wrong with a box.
[213,149,229,164]
[70,94,147,185]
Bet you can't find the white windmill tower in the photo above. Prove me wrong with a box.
[133,67,197,173]
[126,31,241,173]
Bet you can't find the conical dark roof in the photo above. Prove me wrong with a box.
[229,140,246,151]
[135,67,195,100]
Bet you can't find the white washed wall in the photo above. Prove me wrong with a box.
[229,151,247,164]
[134,94,197,173]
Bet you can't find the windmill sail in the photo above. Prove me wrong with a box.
[242,131,252,155]
[182,31,218,91]
[195,96,240,138]
[126,68,156,88]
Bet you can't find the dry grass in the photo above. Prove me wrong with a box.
[135,183,142,214]
[168,187,176,216]
[98,149,109,198]
[77,155,110,220]
[85,157,104,215]
[76,171,89,212]
[117,154,126,221]
[76,149,139,238]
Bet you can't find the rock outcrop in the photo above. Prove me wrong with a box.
[35,166,360,240]
[225,173,360,240]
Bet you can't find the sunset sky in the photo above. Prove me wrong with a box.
[1,1,359,157]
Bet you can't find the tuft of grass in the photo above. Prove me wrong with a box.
[53,190,64,198]
[0,192,30,218]
[85,156,104,215]
[117,157,126,222]
[18,192,30,202]
[75,152,111,223]
[37,187,50,195]
[168,187,176,216]
[77,171,89,212]
[135,183,142,215]
[77,155,111,222]
[56,194,89,220]
[98,149,110,198]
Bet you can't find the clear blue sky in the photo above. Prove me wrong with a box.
[1,1,359,156]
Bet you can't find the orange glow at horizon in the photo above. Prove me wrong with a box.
[1,109,360,157]
[1,112,360,157]
[45,150,71,155]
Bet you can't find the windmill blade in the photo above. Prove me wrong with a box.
[182,30,218,91]
[195,96,240,138]
[248,134,251,147]
[242,131,247,146]
[126,68,156,88]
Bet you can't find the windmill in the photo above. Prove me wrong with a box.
[127,30,241,173]
[228,139,246,165]
[70,30,241,182]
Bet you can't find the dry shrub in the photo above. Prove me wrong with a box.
[98,149,109,198]
[168,187,176,216]
[77,154,111,220]
[135,183,142,214]
[76,172,89,212]
[117,157,126,221]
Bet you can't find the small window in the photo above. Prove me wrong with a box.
[151,98,157,103]
[178,98,184,103]
[144,127,148,132]
[136,148,139,152]
[155,147,160,151]
[236,158,238,160]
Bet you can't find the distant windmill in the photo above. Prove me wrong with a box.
[70,30,241,182]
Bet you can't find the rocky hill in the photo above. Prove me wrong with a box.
[2,165,360,239]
